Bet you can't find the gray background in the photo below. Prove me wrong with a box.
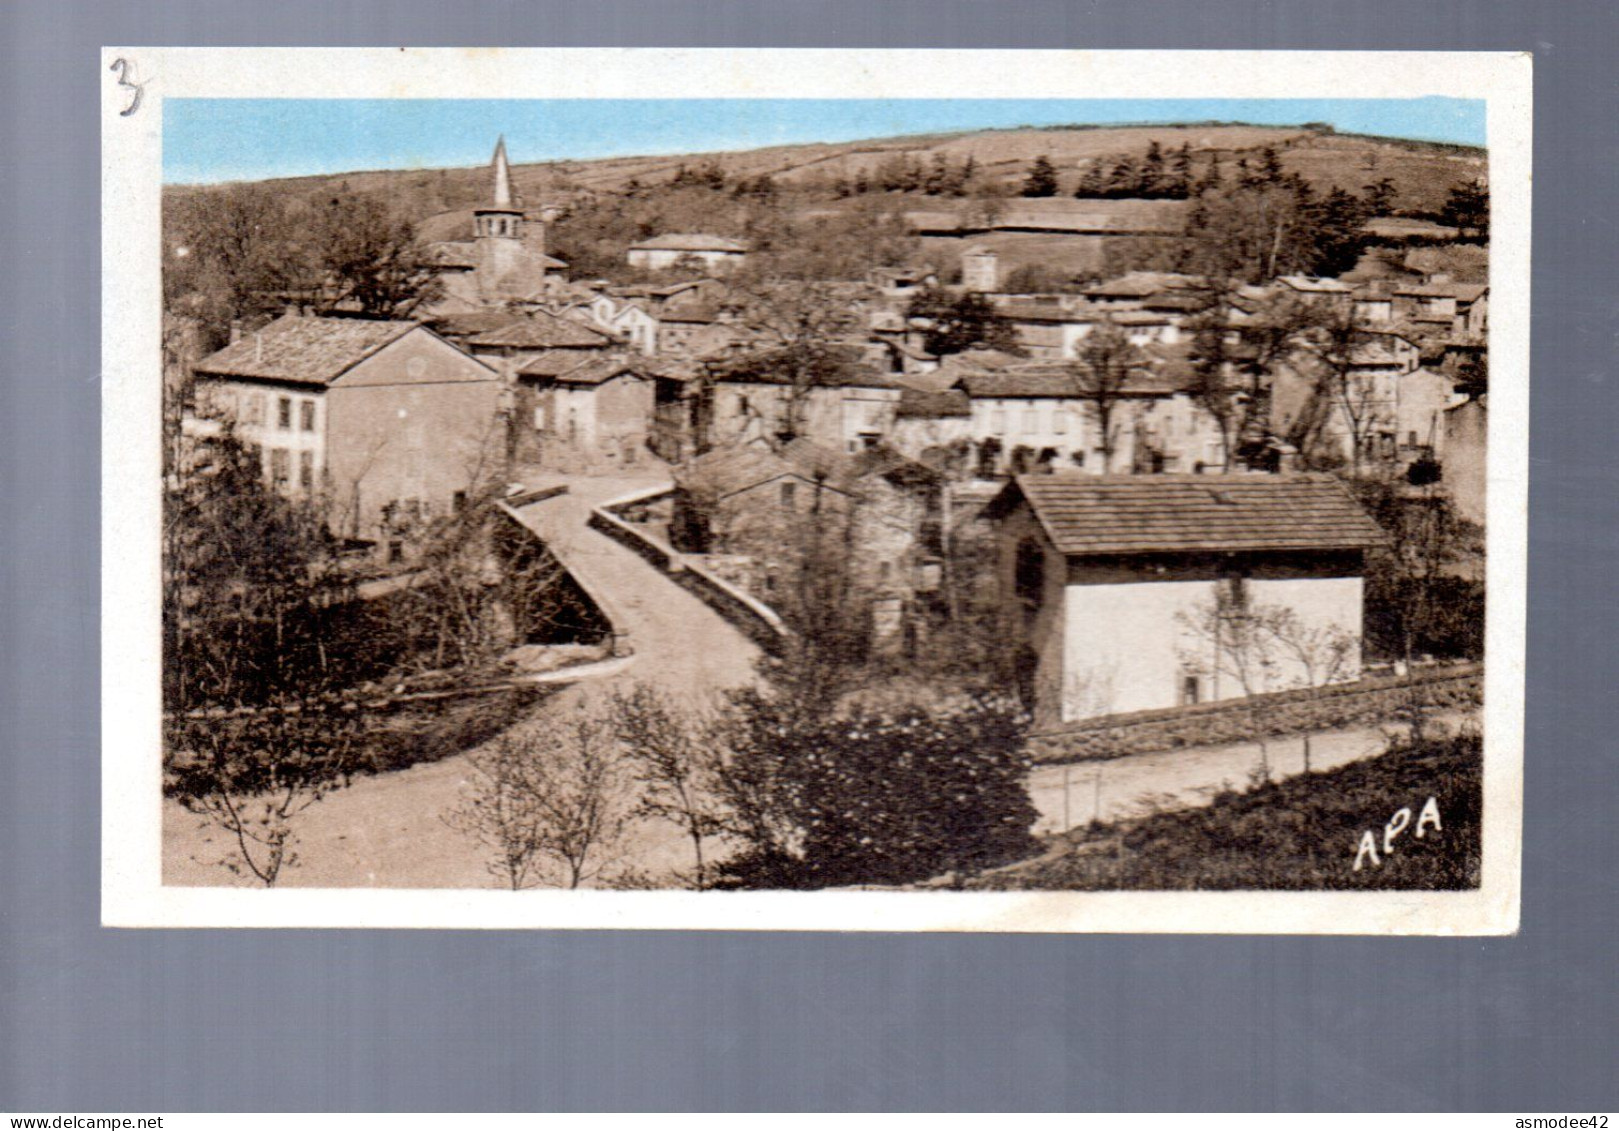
[2,0,1614,1112]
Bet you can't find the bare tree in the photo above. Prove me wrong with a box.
[610,683,729,889]
[167,700,362,887]
[1073,318,1145,473]
[446,699,630,889]
[1303,300,1382,474]
[722,279,862,439]
[307,189,443,319]
[1177,584,1357,781]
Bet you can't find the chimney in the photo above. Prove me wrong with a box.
[229,320,243,344]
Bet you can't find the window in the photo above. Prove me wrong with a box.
[1022,407,1039,435]
[1220,574,1250,614]
[780,481,796,509]
[991,408,1007,434]
[1180,673,1202,706]
[236,390,264,425]
[269,448,289,486]
[1053,409,1067,435]
[298,451,313,490]
[1014,539,1044,612]
[453,490,467,513]
[277,396,292,430]
[299,399,316,432]
[533,403,547,431]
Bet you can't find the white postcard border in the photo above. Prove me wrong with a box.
[102,47,1531,932]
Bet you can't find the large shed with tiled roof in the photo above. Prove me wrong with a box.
[986,472,1383,722]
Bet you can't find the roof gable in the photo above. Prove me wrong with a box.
[192,315,420,386]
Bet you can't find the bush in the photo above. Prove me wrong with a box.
[713,692,1039,888]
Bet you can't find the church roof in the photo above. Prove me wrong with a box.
[192,315,421,386]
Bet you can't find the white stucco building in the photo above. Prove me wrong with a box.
[626,233,748,272]
[988,473,1384,724]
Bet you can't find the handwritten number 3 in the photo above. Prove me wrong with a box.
[110,58,144,117]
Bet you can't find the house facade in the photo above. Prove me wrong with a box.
[988,473,1382,724]
[192,314,503,556]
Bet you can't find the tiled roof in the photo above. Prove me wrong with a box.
[428,309,529,338]
[527,356,642,385]
[658,304,721,324]
[467,312,615,349]
[896,387,972,419]
[907,200,1189,235]
[999,300,1104,324]
[1277,275,1357,294]
[629,233,748,252]
[960,368,1080,399]
[1084,272,1202,299]
[678,446,794,500]
[515,349,609,378]
[192,315,419,385]
[959,362,1183,399]
[1004,472,1385,556]
[710,345,898,390]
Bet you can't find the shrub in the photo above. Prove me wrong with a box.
[713,691,1039,888]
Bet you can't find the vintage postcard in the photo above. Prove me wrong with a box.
[102,47,1530,931]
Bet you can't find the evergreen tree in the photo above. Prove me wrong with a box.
[1021,154,1060,198]
[1171,142,1195,198]
[1363,176,1397,216]
[1439,179,1490,243]
[1074,160,1107,199]
[1105,156,1140,198]
[1141,140,1166,197]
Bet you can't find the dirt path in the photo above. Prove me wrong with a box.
[163,472,762,890]
[1026,710,1480,834]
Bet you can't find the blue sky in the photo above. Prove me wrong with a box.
[164,97,1485,185]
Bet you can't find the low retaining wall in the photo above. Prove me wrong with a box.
[591,487,792,655]
[1027,663,1483,764]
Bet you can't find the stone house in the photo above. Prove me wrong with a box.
[698,348,904,454]
[191,313,502,558]
[955,359,1225,476]
[513,354,673,470]
[986,473,1383,723]
[1271,343,1455,471]
[671,439,945,652]
[1440,395,1487,527]
[461,309,621,384]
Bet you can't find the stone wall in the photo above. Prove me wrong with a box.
[1026,662,1482,764]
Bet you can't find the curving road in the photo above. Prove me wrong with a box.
[163,472,762,890]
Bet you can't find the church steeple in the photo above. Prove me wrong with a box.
[474,136,523,240]
[491,135,513,208]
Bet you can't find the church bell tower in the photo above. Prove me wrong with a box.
[473,136,524,240]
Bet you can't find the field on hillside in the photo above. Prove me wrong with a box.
[169,122,1486,237]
